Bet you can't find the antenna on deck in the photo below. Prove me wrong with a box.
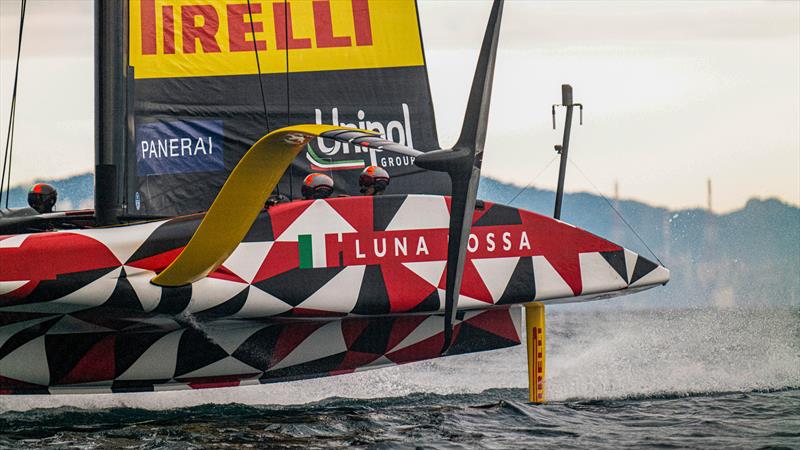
[551,84,583,220]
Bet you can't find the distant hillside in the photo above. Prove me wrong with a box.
[478,178,799,309]
[5,173,799,308]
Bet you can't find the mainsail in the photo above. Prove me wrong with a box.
[124,0,447,217]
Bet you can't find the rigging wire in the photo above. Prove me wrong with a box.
[246,0,270,132]
[245,0,279,198]
[1,0,27,208]
[568,157,666,266]
[504,154,558,206]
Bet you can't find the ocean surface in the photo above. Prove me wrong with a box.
[1,307,798,449]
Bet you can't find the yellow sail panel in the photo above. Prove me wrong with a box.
[129,0,425,79]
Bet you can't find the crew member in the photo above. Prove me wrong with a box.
[301,173,335,200]
[265,193,290,208]
[359,166,390,196]
[27,183,57,214]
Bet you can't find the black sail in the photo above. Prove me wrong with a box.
[123,0,447,217]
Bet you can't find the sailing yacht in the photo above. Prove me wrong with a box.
[0,0,668,401]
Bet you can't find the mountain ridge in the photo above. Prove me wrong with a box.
[4,172,798,307]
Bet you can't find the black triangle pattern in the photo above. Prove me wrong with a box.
[630,256,658,285]
[102,268,145,314]
[174,328,230,378]
[69,308,139,333]
[349,317,395,354]
[600,250,628,283]
[127,214,202,263]
[231,324,283,371]
[193,286,250,321]
[473,203,522,227]
[373,195,407,231]
[0,309,526,392]
[497,257,535,305]
[409,290,441,313]
[44,331,113,383]
[243,212,275,242]
[260,352,347,382]
[0,316,60,360]
[6,267,116,307]
[55,270,153,331]
[153,284,192,315]
[352,265,391,315]
[255,267,345,307]
[113,330,173,378]
[446,322,519,356]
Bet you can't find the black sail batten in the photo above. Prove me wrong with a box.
[123,0,447,218]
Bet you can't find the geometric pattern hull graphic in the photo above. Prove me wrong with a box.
[0,195,668,394]
[0,307,520,395]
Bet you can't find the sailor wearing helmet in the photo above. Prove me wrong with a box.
[27,183,58,214]
[301,173,335,200]
[358,166,390,196]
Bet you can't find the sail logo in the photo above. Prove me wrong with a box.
[136,119,224,176]
[129,0,425,79]
[139,0,372,55]
[307,103,416,170]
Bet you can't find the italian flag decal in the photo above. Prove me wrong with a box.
[298,234,328,269]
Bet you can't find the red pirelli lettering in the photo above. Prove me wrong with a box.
[228,3,267,52]
[273,1,312,50]
[313,1,351,48]
[162,5,176,54]
[351,0,372,46]
[140,0,157,55]
[181,5,222,54]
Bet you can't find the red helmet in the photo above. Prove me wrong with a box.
[301,173,334,199]
[27,183,57,214]
[359,166,390,195]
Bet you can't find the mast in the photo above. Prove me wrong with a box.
[94,0,127,225]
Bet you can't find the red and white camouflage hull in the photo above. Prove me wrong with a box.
[0,195,668,394]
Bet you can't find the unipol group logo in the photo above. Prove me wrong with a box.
[306,103,416,171]
[136,119,224,176]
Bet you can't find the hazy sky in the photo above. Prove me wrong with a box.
[1,0,798,213]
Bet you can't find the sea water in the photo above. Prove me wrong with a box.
[1,307,798,448]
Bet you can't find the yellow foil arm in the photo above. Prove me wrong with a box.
[151,124,348,287]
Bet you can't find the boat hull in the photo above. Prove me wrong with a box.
[0,195,668,394]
